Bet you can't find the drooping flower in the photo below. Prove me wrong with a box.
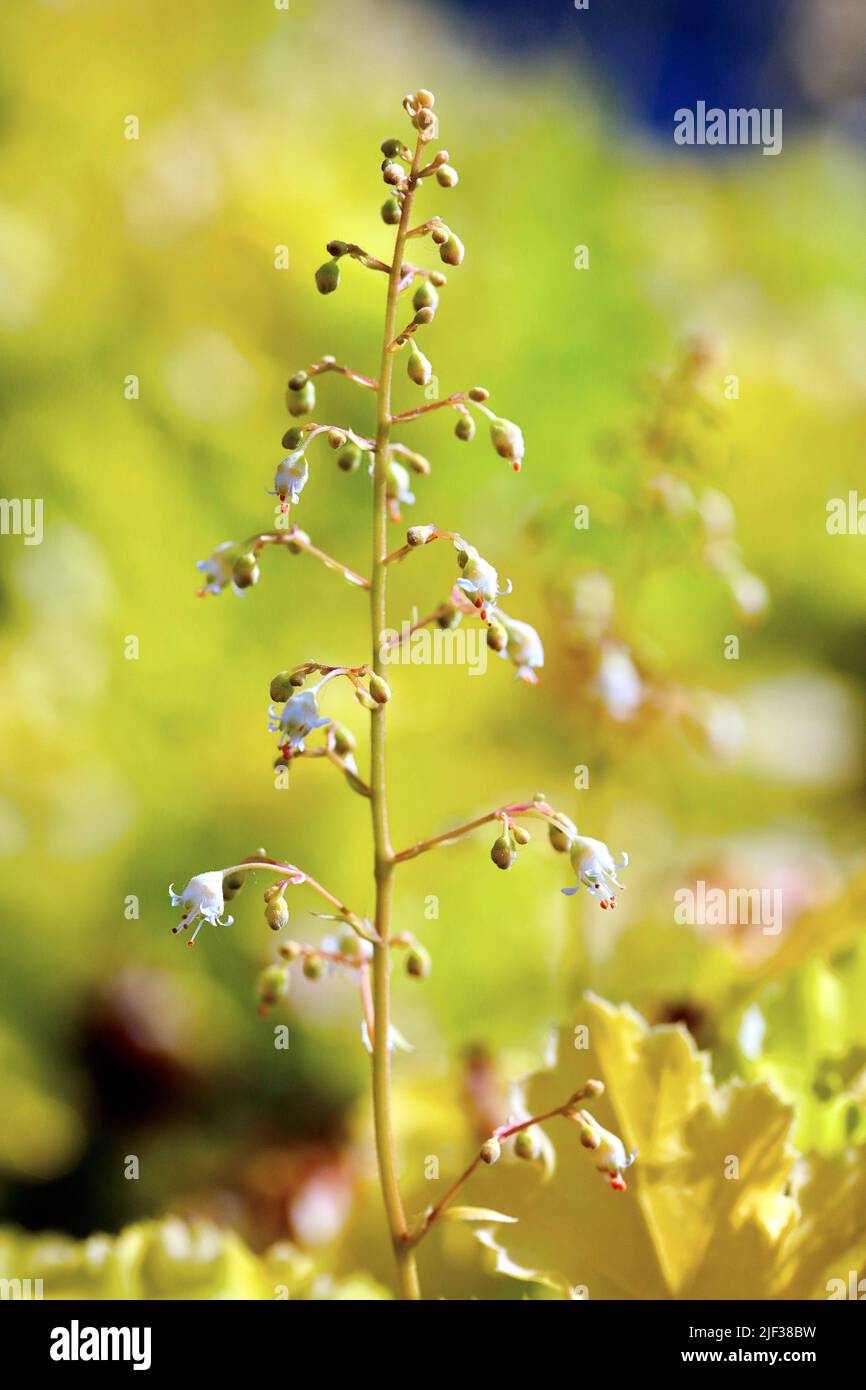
[561,834,628,910]
[268,687,330,755]
[571,1108,637,1192]
[495,610,544,684]
[384,460,415,522]
[453,539,511,623]
[269,450,309,512]
[169,871,233,945]
[196,541,242,597]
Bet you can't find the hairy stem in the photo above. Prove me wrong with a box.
[368,131,426,1301]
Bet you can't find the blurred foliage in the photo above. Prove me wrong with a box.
[0,0,865,1298]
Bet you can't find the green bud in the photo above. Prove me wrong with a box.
[222,870,245,902]
[270,670,299,702]
[337,441,363,473]
[382,161,403,185]
[337,929,362,958]
[548,823,573,853]
[258,966,289,1008]
[232,553,259,589]
[315,259,341,295]
[489,416,525,470]
[439,233,464,266]
[277,940,302,961]
[480,1138,501,1165]
[430,270,447,287]
[282,426,304,450]
[414,306,435,325]
[286,528,310,554]
[369,674,392,705]
[326,240,349,257]
[487,620,507,652]
[468,386,489,402]
[406,945,431,979]
[578,1122,601,1150]
[332,723,356,755]
[583,1078,605,1100]
[288,371,308,390]
[381,196,401,225]
[327,428,346,449]
[407,344,432,386]
[302,953,325,981]
[491,833,516,870]
[512,824,532,846]
[514,1130,540,1161]
[287,379,316,417]
[355,687,378,711]
[412,281,439,313]
[455,413,475,442]
[407,524,436,546]
[402,449,431,475]
[436,604,461,630]
[436,164,459,188]
[265,896,289,931]
[380,137,406,158]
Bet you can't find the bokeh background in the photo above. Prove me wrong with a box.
[1,0,865,1298]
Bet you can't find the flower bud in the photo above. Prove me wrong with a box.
[265,896,289,931]
[412,280,439,313]
[288,371,308,390]
[328,428,346,449]
[355,687,378,711]
[402,449,431,475]
[326,240,349,257]
[414,306,435,325]
[514,1130,540,1161]
[286,528,310,554]
[407,524,436,546]
[222,870,245,901]
[430,270,447,287]
[332,722,356,755]
[468,386,489,402]
[487,620,507,652]
[380,137,408,158]
[491,833,516,870]
[455,412,475,442]
[407,344,432,386]
[439,233,464,266]
[258,965,289,1008]
[277,940,302,961]
[381,196,401,225]
[578,1122,600,1150]
[489,416,525,470]
[415,89,435,108]
[548,823,572,853]
[282,426,304,450]
[337,441,363,473]
[480,1138,501,1165]
[286,379,316,417]
[406,945,431,979]
[436,164,459,187]
[437,603,461,630]
[430,224,448,245]
[232,553,259,590]
[315,259,341,295]
[512,824,531,846]
[270,670,299,702]
[302,953,324,980]
[369,674,392,705]
[382,161,403,185]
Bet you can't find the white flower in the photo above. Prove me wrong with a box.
[360,1020,414,1054]
[562,834,628,910]
[268,687,330,754]
[575,1109,637,1192]
[496,610,544,684]
[168,871,233,944]
[454,539,511,621]
[384,460,415,519]
[196,541,241,596]
[269,450,309,511]
[595,642,643,721]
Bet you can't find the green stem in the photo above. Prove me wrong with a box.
[368,131,426,1301]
